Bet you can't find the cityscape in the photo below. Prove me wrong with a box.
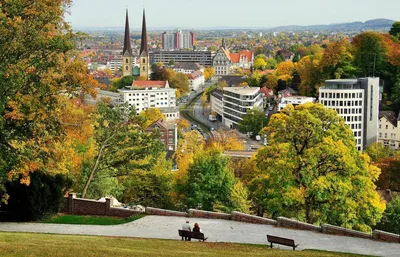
[0,0,400,256]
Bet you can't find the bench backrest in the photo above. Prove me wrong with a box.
[267,235,295,246]
[178,230,205,240]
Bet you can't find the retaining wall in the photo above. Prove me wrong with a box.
[188,209,231,220]
[277,217,321,232]
[373,230,400,243]
[321,224,371,239]
[145,207,187,217]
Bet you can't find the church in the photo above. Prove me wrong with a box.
[122,9,150,79]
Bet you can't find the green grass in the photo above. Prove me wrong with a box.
[0,232,366,257]
[42,214,143,225]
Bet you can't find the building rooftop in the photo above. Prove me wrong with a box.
[379,111,397,127]
[174,62,203,71]
[132,81,168,88]
[325,79,358,85]
[223,86,259,95]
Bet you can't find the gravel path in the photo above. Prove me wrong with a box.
[0,215,399,256]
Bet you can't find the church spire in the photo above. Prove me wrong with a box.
[123,9,133,56]
[140,8,148,56]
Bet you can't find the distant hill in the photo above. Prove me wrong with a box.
[268,19,396,32]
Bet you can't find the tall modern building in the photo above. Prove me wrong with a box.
[162,30,194,50]
[122,9,133,77]
[319,78,380,151]
[220,87,263,129]
[139,9,150,79]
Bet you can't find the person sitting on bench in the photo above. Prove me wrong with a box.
[182,220,191,241]
[193,223,201,233]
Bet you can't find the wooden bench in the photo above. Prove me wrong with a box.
[267,235,299,250]
[178,230,208,242]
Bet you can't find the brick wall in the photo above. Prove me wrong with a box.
[188,209,231,220]
[277,217,322,232]
[373,230,400,243]
[145,207,187,217]
[62,193,141,218]
[231,211,277,225]
[321,224,371,239]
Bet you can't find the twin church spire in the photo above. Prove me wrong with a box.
[122,8,149,79]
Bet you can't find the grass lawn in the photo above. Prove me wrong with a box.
[0,232,367,257]
[42,214,143,225]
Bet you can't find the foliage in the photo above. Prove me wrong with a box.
[254,56,267,70]
[121,153,174,209]
[238,108,268,139]
[253,103,385,231]
[364,142,395,163]
[174,130,205,175]
[275,61,295,82]
[139,108,165,128]
[42,214,143,225]
[176,148,235,211]
[110,75,134,91]
[81,102,164,198]
[227,181,252,213]
[389,21,400,40]
[0,0,99,202]
[2,172,71,221]
[376,196,400,235]
[208,131,245,151]
[177,118,190,131]
[263,74,278,92]
[229,157,257,184]
[204,67,215,81]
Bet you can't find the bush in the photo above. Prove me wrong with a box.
[376,196,400,234]
[2,172,71,221]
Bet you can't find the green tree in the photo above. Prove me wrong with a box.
[376,196,400,234]
[364,142,394,163]
[176,148,235,211]
[121,153,174,209]
[111,75,135,91]
[81,102,164,198]
[253,103,385,231]
[254,56,267,70]
[238,108,268,139]
[389,21,400,40]
[172,72,190,95]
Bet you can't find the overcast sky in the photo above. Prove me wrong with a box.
[66,0,399,29]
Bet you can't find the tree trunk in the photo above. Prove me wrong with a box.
[81,145,105,198]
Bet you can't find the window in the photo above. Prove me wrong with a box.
[385,133,388,138]
[126,59,129,64]
[386,125,389,129]
[125,66,128,71]
[142,58,146,64]
[143,67,145,71]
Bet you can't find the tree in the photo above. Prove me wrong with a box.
[139,108,165,128]
[81,102,164,198]
[209,131,245,151]
[319,40,355,80]
[172,72,190,95]
[177,118,190,131]
[264,74,278,92]
[110,75,134,91]
[296,55,322,96]
[376,196,400,235]
[389,21,400,40]
[238,108,268,139]
[204,67,215,81]
[176,148,235,211]
[364,142,394,163]
[121,153,174,209]
[253,103,385,231]
[275,61,295,82]
[0,0,98,203]
[254,57,267,70]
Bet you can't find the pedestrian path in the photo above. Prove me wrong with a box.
[0,215,398,256]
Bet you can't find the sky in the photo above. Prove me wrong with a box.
[66,0,400,29]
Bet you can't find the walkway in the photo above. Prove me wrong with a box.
[0,215,398,256]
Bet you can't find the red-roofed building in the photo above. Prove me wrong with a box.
[230,50,254,69]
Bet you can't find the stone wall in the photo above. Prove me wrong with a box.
[321,224,371,239]
[277,217,321,232]
[62,193,141,218]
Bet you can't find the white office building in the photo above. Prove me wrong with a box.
[278,96,316,111]
[222,87,263,129]
[319,78,380,151]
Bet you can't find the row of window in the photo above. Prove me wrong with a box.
[333,108,363,115]
[321,100,363,107]
[129,92,170,96]
[379,133,396,139]
[379,124,395,130]
[340,115,363,122]
[321,92,363,99]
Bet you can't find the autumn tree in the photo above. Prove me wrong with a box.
[238,108,268,139]
[174,130,205,175]
[208,131,245,151]
[376,196,400,235]
[275,61,295,83]
[139,108,165,128]
[0,0,98,202]
[204,67,215,81]
[253,103,385,231]
[264,74,279,92]
[254,55,267,70]
[296,55,322,96]
[389,21,400,40]
[319,40,355,80]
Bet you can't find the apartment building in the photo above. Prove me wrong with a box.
[319,78,380,151]
[145,119,178,151]
[162,30,194,50]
